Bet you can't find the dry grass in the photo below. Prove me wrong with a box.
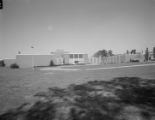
[0,63,155,115]
[0,77,155,120]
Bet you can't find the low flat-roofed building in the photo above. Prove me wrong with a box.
[16,54,55,68]
[16,52,89,68]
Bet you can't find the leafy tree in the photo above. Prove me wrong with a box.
[94,49,108,57]
[131,49,136,54]
[94,49,114,57]
[108,50,113,56]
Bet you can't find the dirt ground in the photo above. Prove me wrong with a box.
[0,62,155,113]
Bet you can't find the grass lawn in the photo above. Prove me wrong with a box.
[0,62,155,113]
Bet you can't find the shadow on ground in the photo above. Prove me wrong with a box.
[0,77,155,120]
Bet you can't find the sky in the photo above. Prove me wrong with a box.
[0,0,155,58]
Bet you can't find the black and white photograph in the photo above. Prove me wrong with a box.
[0,0,155,120]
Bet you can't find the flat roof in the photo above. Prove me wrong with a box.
[64,53,88,55]
[3,58,16,60]
[16,54,54,56]
[16,53,88,56]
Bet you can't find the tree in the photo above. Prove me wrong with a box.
[131,49,136,54]
[94,49,108,57]
[108,50,113,56]
[145,48,149,61]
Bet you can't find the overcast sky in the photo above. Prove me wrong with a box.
[0,0,155,58]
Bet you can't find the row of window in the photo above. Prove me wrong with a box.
[69,54,84,59]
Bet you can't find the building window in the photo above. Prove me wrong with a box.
[74,54,78,58]
[79,54,83,58]
[70,54,73,59]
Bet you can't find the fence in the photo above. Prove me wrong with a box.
[90,53,145,65]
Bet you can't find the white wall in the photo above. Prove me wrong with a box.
[16,55,55,68]
[16,55,34,68]
[34,55,54,67]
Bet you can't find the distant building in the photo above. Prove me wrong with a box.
[63,53,89,64]
[89,53,145,64]
[149,51,155,60]
[16,54,55,68]
[125,53,145,62]
[15,51,89,68]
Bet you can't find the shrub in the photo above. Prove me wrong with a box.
[10,63,19,69]
[130,59,139,62]
[0,60,5,67]
[49,60,55,66]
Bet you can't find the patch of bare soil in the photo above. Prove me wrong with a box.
[0,77,155,120]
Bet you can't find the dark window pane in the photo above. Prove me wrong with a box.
[70,54,73,58]
[79,54,83,58]
[74,54,78,58]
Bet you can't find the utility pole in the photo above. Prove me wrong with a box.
[31,46,34,69]
[153,47,155,60]
[145,48,149,62]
